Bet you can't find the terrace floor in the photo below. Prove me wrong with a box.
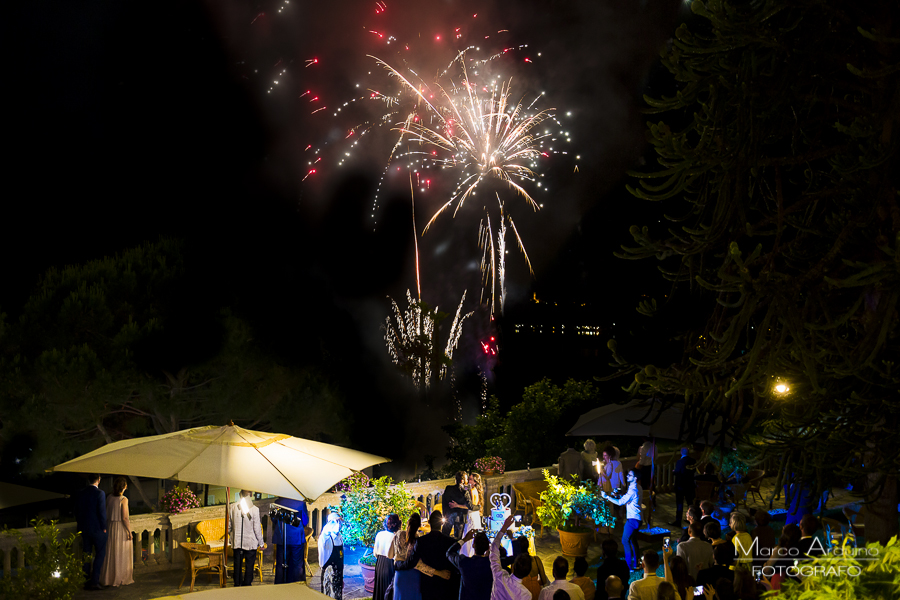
[73,478,860,600]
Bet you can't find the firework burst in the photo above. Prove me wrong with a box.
[384,289,473,391]
[370,53,555,231]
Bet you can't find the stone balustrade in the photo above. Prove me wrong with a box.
[0,454,778,579]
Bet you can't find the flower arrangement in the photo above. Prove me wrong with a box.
[160,485,201,514]
[536,469,613,532]
[334,471,371,493]
[330,476,416,548]
[474,456,505,474]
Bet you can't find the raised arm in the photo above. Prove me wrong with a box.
[662,545,674,585]
[490,515,516,579]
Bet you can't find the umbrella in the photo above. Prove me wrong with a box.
[51,423,390,552]
[0,482,68,510]
[567,399,730,443]
[51,424,389,502]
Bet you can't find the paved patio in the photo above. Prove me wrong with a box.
[73,479,858,600]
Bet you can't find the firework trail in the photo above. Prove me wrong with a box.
[384,289,473,391]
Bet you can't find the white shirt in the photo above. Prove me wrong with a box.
[229,501,264,550]
[606,481,643,521]
[373,530,395,558]
[538,579,585,600]
[628,574,671,600]
[490,532,530,600]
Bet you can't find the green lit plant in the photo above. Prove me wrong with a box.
[536,469,613,533]
[329,476,416,550]
[0,519,85,600]
[772,536,900,599]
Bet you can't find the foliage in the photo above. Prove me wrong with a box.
[536,469,613,532]
[445,379,600,472]
[0,519,84,600]
[329,476,416,549]
[474,456,505,474]
[611,0,900,538]
[334,471,371,493]
[0,239,352,488]
[709,447,753,481]
[160,485,201,513]
[770,537,900,600]
[359,553,378,567]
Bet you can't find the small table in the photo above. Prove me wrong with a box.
[634,526,674,545]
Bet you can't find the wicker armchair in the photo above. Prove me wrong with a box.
[513,487,532,519]
[529,498,546,538]
[195,518,226,548]
[179,542,225,591]
[744,470,766,506]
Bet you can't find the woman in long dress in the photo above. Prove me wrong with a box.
[389,513,422,600]
[373,514,400,600]
[460,473,483,556]
[99,476,133,587]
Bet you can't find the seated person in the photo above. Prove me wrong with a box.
[695,542,735,589]
[678,506,706,543]
[595,540,630,600]
[604,576,625,600]
[704,520,722,543]
[570,557,596,600]
[799,514,825,558]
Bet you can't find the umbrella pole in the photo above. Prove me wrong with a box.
[225,486,230,556]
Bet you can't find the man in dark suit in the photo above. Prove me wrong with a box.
[446,530,492,600]
[442,472,473,538]
[670,447,696,525]
[396,510,459,600]
[75,474,107,591]
[594,539,629,600]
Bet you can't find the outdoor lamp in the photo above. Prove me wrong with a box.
[774,382,790,394]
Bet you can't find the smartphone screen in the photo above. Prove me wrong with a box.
[694,586,704,596]
[663,537,670,550]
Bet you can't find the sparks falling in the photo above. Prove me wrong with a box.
[384,290,472,391]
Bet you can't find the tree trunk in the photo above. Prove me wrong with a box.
[865,473,898,544]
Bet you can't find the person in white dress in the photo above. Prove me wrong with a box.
[460,473,484,556]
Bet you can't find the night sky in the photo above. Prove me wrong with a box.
[5,0,685,469]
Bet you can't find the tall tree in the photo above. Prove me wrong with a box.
[0,239,350,505]
[612,0,899,541]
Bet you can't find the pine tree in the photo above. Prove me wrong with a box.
[613,0,899,541]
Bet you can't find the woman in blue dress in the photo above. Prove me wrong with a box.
[389,512,421,600]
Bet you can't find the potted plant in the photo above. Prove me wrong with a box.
[160,485,201,513]
[329,475,416,593]
[536,470,613,556]
[475,456,505,476]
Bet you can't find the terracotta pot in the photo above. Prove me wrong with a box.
[558,528,593,557]
[360,560,376,593]
[483,470,497,477]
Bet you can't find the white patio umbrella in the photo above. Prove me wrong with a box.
[567,399,730,443]
[51,423,389,502]
[51,423,390,550]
